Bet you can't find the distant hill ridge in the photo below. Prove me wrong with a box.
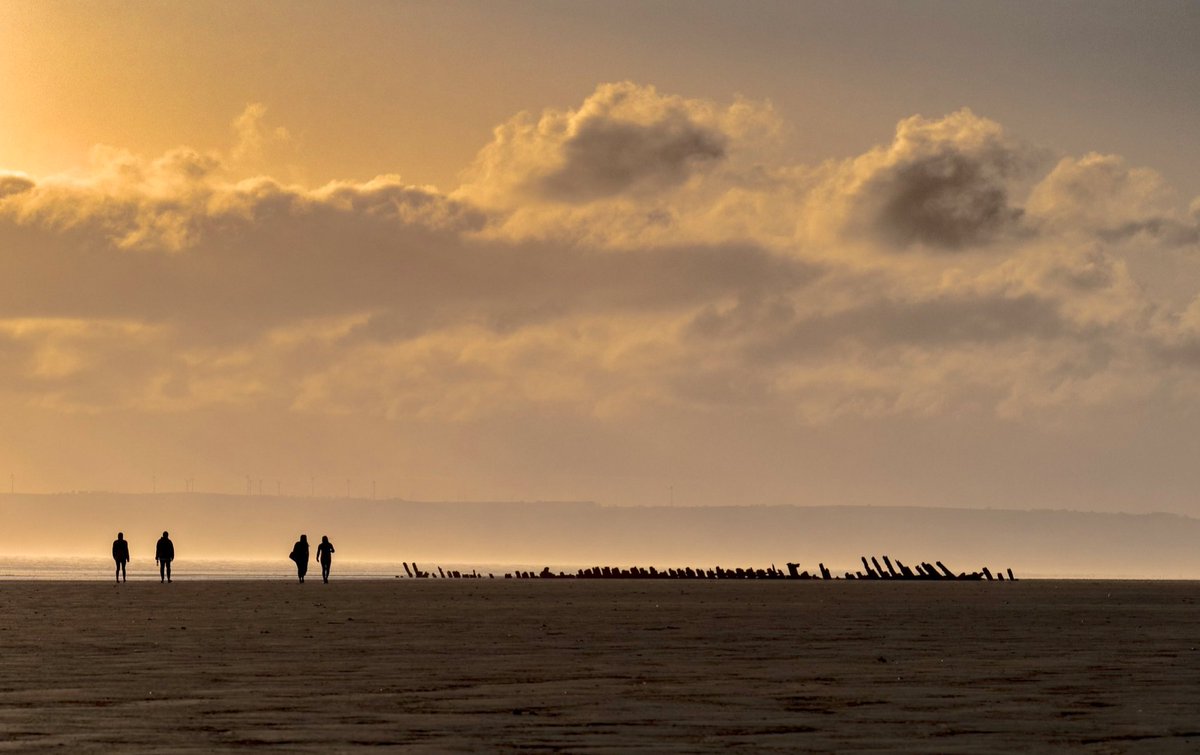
[3,493,1198,578]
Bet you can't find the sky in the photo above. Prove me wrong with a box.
[1,1,1199,514]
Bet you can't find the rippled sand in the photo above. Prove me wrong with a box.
[1,580,1197,751]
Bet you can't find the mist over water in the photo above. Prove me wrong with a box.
[0,557,535,581]
[7,492,1200,579]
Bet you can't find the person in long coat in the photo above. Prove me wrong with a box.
[289,534,310,583]
[155,531,174,583]
[112,532,130,583]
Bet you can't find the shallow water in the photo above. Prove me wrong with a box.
[1,580,1197,751]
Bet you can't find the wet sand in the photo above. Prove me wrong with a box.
[1,580,1198,751]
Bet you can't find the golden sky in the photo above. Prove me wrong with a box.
[2,1,1199,513]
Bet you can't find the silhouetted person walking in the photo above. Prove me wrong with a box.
[316,535,335,583]
[156,531,174,583]
[112,532,130,583]
[289,534,309,583]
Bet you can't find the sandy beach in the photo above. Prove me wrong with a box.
[1,580,1198,751]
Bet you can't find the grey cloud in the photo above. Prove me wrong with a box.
[868,151,1025,250]
[0,175,815,350]
[840,293,1067,347]
[688,289,1071,364]
[1151,338,1200,367]
[325,241,822,347]
[1095,218,1200,247]
[1041,248,1120,292]
[1024,153,1198,248]
[827,110,1033,253]
[0,174,35,198]
[536,116,727,202]
[457,82,760,210]
[0,181,483,343]
[1,99,1195,427]
[316,181,486,232]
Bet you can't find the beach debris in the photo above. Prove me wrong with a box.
[401,562,431,578]
[406,555,1016,580]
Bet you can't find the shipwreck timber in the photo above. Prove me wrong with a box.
[399,556,1017,581]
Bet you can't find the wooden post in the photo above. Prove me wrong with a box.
[861,557,879,578]
[871,557,888,578]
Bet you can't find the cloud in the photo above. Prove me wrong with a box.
[230,103,293,166]
[0,173,35,198]
[459,82,777,208]
[461,105,1039,256]
[1027,153,1198,246]
[535,113,725,202]
[0,86,1198,436]
[805,109,1032,252]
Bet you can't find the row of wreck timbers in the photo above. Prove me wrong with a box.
[402,556,1017,581]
